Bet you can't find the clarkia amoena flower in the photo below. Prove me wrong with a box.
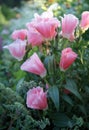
[34,18,60,39]
[61,14,79,41]
[80,11,89,31]
[3,39,26,61]
[26,86,48,110]
[27,26,44,46]
[59,47,77,71]
[21,53,47,78]
[11,29,27,40]
[27,11,60,40]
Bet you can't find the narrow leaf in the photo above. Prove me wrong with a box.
[78,105,87,116]
[62,94,74,106]
[51,113,74,128]
[85,86,89,94]
[65,79,82,101]
[48,86,59,111]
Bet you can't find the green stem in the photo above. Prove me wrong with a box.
[7,119,14,130]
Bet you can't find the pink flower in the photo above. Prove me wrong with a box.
[21,53,47,78]
[27,11,60,40]
[26,86,48,110]
[34,18,60,39]
[3,39,26,61]
[80,11,89,31]
[27,27,44,46]
[61,14,79,41]
[59,47,77,71]
[11,29,27,40]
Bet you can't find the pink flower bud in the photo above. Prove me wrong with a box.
[11,29,27,40]
[80,11,89,31]
[21,53,47,78]
[26,86,48,110]
[61,14,79,41]
[3,39,26,61]
[63,89,70,94]
[59,47,77,71]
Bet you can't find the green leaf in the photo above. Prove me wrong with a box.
[14,70,26,80]
[85,86,89,93]
[65,79,82,101]
[51,113,74,128]
[28,46,38,57]
[72,115,84,127]
[48,86,59,111]
[16,78,24,90]
[78,105,87,116]
[62,94,74,106]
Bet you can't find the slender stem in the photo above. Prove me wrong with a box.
[7,119,14,130]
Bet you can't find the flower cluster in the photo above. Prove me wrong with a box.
[3,10,89,111]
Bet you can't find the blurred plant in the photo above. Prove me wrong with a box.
[1,4,16,20]
[0,0,22,7]
[0,6,8,25]
[0,37,3,51]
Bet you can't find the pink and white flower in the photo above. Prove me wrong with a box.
[21,53,47,78]
[11,29,27,40]
[34,18,60,39]
[80,11,89,31]
[27,27,44,46]
[26,86,48,110]
[61,14,79,41]
[27,11,60,40]
[3,39,26,61]
[59,47,77,71]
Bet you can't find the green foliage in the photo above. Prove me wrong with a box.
[1,5,16,20]
[16,80,37,98]
[51,112,74,128]
[62,94,74,106]
[0,6,8,25]
[0,0,22,7]
[48,86,60,111]
[64,79,82,101]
